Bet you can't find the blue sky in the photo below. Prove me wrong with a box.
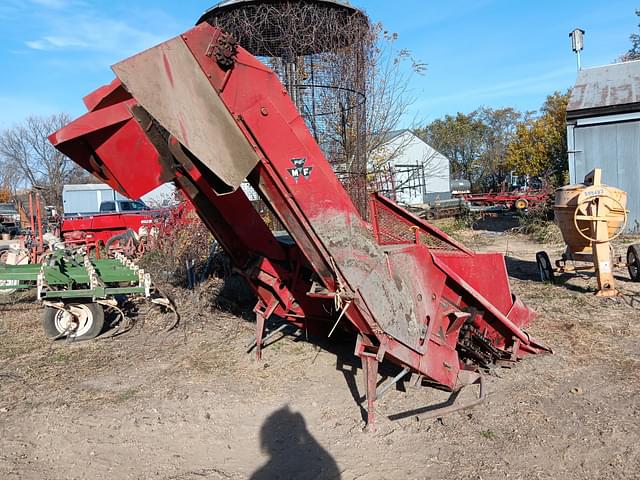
[0,0,637,129]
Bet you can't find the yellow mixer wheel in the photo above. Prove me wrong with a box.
[573,193,628,243]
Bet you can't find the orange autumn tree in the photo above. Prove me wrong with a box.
[505,91,569,185]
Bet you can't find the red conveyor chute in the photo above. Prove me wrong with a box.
[49,23,550,429]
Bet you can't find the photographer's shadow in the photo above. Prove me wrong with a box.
[250,406,341,480]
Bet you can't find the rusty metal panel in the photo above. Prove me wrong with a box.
[568,61,640,116]
[112,36,260,192]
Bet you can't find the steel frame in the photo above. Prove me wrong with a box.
[0,249,149,300]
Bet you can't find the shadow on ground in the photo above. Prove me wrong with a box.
[250,406,341,480]
[505,256,540,281]
[473,212,520,233]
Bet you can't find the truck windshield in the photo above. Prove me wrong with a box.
[100,201,116,212]
[119,200,148,211]
[0,203,17,214]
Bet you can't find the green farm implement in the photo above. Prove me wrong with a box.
[0,249,176,340]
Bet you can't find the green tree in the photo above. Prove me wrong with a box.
[618,9,640,62]
[417,112,486,189]
[505,91,569,185]
[475,107,522,189]
[417,107,521,191]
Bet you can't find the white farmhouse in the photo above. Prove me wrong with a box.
[371,130,451,206]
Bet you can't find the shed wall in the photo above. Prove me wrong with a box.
[570,119,640,231]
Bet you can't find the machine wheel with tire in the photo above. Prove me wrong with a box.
[627,244,640,282]
[41,302,105,340]
[0,244,9,263]
[514,198,529,211]
[536,251,555,284]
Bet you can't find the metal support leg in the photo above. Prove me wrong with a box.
[246,323,288,354]
[252,298,279,361]
[362,353,379,432]
[255,311,265,361]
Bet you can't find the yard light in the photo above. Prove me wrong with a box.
[570,28,585,70]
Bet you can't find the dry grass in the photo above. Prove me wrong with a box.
[511,272,640,374]
[2,230,640,480]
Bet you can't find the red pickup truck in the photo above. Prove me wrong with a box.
[61,199,165,250]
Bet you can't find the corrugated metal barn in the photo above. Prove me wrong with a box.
[567,60,640,231]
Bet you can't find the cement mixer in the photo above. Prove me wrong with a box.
[536,168,640,296]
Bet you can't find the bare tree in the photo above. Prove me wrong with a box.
[0,114,91,208]
[357,25,431,203]
[365,25,426,161]
[201,3,424,214]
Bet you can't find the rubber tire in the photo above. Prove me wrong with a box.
[41,303,105,340]
[536,251,555,284]
[627,244,640,282]
[514,199,529,211]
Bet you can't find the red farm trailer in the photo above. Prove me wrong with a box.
[462,190,549,211]
[49,23,550,429]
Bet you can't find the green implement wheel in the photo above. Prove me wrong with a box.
[42,302,105,340]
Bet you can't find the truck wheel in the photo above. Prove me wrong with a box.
[42,303,105,340]
[536,251,555,284]
[627,244,640,282]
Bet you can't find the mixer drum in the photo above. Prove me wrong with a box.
[554,182,627,255]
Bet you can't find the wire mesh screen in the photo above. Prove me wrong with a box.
[200,0,370,215]
[374,204,416,244]
[370,196,458,251]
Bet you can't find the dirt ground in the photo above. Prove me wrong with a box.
[1,220,640,479]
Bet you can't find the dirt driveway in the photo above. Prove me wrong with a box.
[1,231,639,479]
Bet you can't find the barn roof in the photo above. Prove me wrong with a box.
[567,60,640,119]
[380,129,410,144]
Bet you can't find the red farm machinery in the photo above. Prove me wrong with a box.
[462,190,549,211]
[49,23,549,429]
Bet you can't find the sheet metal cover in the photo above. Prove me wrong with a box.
[112,36,259,191]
